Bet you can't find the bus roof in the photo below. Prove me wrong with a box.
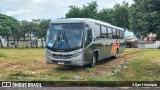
[50,18,124,31]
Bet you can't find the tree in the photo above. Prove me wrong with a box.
[20,20,38,47]
[94,8,114,24]
[95,1,130,29]
[14,22,23,47]
[130,0,160,40]
[0,14,19,47]
[11,21,22,47]
[35,19,51,48]
[66,1,98,18]
[21,20,29,42]
[112,1,130,29]
[28,22,38,47]
[65,6,81,18]
[81,1,98,18]
[65,1,130,29]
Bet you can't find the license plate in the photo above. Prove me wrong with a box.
[58,62,64,65]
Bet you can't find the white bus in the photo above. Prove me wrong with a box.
[45,18,124,67]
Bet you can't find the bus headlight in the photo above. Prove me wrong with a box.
[72,52,81,57]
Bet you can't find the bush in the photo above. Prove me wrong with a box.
[0,51,5,57]
[11,71,35,77]
[19,44,26,49]
[158,46,160,49]
[60,75,70,80]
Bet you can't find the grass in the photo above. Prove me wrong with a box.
[60,75,71,80]
[89,49,160,81]
[0,48,159,81]
[0,51,5,57]
[10,71,35,77]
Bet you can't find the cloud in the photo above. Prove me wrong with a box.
[0,0,133,21]
[5,10,23,16]
[29,0,47,3]
[125,31,135,37]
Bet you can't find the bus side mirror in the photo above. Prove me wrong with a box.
[87,28,92,42]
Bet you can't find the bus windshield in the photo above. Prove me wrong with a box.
[46,23,84,51]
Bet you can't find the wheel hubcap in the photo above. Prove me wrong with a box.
[116,52,118,57]
[93,57,96,64]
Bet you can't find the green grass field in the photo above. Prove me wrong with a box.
[0,48,159,81]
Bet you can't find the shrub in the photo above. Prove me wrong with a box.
[11,71,35,77]
[19,44,26,49]
[158,46,160,49]
[0,51,5,57]
[60,75,70,80]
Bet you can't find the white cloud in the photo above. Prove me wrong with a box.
[30,0,47,3]
[5,10,23,16]
[0,0,134,21]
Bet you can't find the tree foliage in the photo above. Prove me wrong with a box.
[94,8,114,24]
[130,0,160,39]
[112,2,130,29]
[0,14,51,47]
[66,1,98,18]
[66,6,81,18]
[65,1,130,29]
[35,19,51,39]
[1,0,160,48]
[0,14,19,36]
[34,19,51,47]
[0,14,19,47]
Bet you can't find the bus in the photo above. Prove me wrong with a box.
[45,18,125,67]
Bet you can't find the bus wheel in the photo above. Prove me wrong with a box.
[113,50,118,59]
[89,54,96,68]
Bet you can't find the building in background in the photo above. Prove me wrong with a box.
[138,40,160,49]
[0,36,45,48]
[125,36,138,48]
[138,33,160,49]
[125,31,160,49]
[0,36,7,47]
[124,31,138,48]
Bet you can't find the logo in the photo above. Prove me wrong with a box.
[2,82,11,87]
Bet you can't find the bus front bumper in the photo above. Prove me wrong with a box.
[45,53,84,66]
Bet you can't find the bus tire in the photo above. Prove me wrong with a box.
[89,54,96,68]
[113,49,118,59]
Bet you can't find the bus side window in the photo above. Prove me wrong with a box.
[87,28,92,42]
[108,27,112,38]
[106,27,108,38]
[122,31,124,39]
[119,30,122,39]
[112,29,122,39]
[95,24,101,38]
[112,28,116,39]
[117,30,120,39]
[101,26,107,38]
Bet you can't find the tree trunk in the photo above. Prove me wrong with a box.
[23,31,25,42]
[0,38,3,48]
[30,33,32,48]
[13,35,16,48]
[41,38,44,48]
[35,39,38,48]
[156,35,160,40]
[17,39,19,48]
[7,35,9,47]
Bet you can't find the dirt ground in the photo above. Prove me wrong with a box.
[0,48,143,81]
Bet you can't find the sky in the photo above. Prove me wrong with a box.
[125,31,135,37]
[0,0,134,21]
[0,0,134,37]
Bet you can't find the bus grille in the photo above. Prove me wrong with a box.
[53,54,72,59]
